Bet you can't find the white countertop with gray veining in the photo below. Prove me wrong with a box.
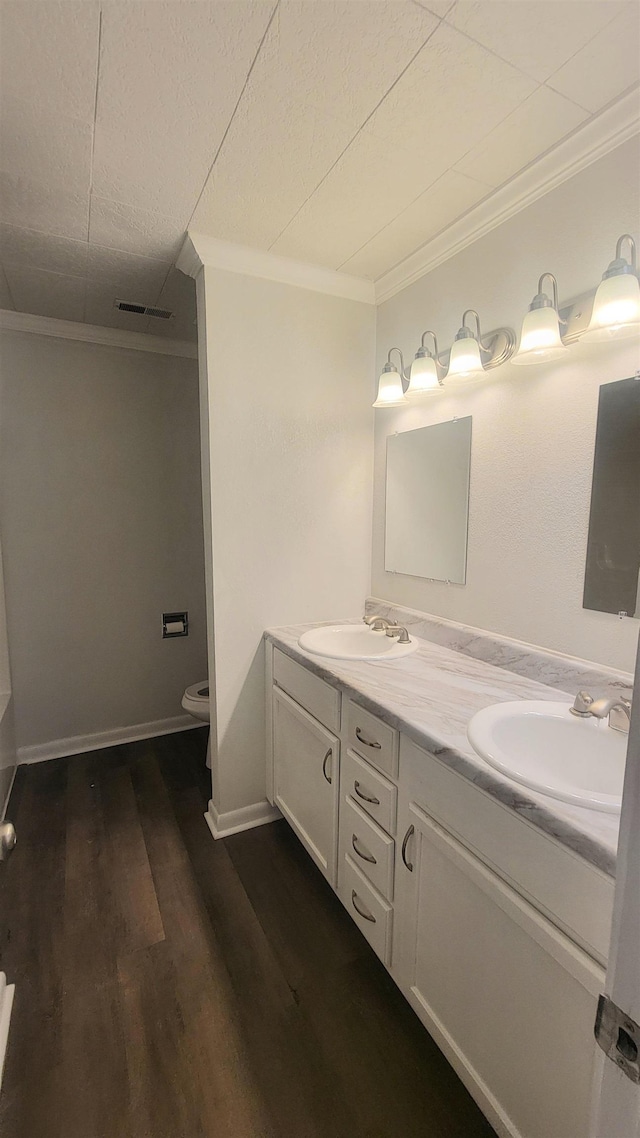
[265,621,620,877]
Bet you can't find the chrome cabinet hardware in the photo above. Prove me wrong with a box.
[322,748,332,784]
[352,834,376,864]
[355,727,381,749]
[401,824,415,871]
[351,890,376,923]
[354,780,380,806]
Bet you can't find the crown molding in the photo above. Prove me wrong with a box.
[375,87,640,305]
[177,231,376,305]
[0,309,198,358]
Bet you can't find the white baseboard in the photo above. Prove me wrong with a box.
[204,798,280,840]
[0,972,15,1090]
[17,714,205,765]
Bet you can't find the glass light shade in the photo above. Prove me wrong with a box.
[581,273,640,343]
[406,353,440,396]
[512,306,568,365]
[372,366,407,408]
[446,335,485,382]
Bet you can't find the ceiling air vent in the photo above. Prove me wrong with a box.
[114,299,174,320]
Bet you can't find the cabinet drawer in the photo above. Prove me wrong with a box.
[400,736,615,965]
[340,855,393,965]
[342,749,397,836]
[340,794,395,901]
[346,700,398,778]
[273,647,341,732]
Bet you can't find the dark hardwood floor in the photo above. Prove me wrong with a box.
[0,728,495,1138]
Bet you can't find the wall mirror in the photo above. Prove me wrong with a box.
[583,375,640,618]
[385,417,472,585]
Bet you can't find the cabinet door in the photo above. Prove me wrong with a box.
[273,687,340,886]
[394,801,603,1138]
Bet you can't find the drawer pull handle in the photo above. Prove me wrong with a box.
[355,727,382,749]
[351,890,376,923]
[401,824,415,872]
[353,780,380,806]
[322,749,332,784]
[351,834,376,865]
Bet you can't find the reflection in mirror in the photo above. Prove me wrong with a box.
[385,417,472,585]
[584,376,640,618]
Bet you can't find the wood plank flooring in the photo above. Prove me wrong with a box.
[0,729,496,1138]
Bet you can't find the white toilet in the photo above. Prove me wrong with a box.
[182,681,212,767]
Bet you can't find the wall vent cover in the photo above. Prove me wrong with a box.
[114,299,174,320]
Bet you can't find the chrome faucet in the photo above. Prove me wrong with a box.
[385,624,411,644]
[570,690,632,733]
[363,614,393,631]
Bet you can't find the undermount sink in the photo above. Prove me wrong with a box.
[298,624,418,661]
[467,700,626,813]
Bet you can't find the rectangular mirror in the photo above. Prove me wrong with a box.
[583,375,640,618]
[385,416,472,584]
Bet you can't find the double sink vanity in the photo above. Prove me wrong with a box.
[264,609,629,1138]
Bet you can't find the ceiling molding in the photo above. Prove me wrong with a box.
[177,231,376,305]
[0,309,198,358]
[374,88,640,305]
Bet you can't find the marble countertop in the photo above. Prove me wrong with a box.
[265,621,620,877]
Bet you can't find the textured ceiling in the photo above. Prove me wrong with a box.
[0,0,638,340]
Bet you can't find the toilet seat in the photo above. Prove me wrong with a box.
[182,681,210,724]
[184,682,209,702]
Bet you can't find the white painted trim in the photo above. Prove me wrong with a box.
[0,763,16,820]
[204,797,281,840]
[17,714,203,765]
[0,973,15,1091]
[177,232,375,305]
[0,309,198,358]
[375,89,640,304]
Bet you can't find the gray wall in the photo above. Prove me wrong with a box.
[0,330,208,752]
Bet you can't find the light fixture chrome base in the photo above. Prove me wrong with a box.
[479,327,517,370]
[434,326,516,373]
[559,290,598,343]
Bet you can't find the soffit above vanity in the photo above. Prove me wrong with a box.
[0,1,637,334]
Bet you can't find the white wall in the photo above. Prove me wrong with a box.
[0,331,208,753]
[374,138,640,673]
[0,534,16,813]
[198,266,375,817]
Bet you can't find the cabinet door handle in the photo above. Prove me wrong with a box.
[351,890,376,923]
[351,834,376,865]
[355,727,381,749]
[353,780,380,806]
[322,748,332,784]
[401,824,415,872]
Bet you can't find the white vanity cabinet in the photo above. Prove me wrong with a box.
[266,641,615,1138]
[392,737,611,1138]
[270,648,341,886]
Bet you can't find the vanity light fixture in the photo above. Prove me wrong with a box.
[446,310,491,382]
[406,330,443,396]
[512,273,568,365]
[373,347,409,408]
[374,231,639,407]
[580,234,640,343]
